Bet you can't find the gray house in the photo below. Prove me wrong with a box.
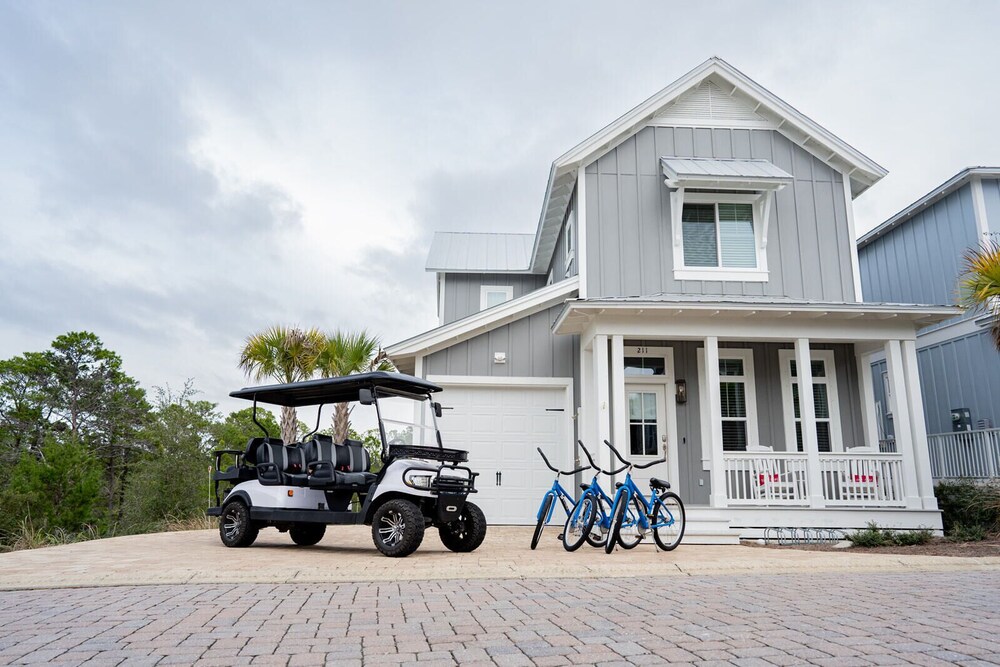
[387,58,955,539]
[858,168,1000,479]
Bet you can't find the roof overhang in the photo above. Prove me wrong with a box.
[553,299,960,336]
[661,157,793,191]
[858,166,1000,249]
[386,277,580,372]
[530,57,888,273]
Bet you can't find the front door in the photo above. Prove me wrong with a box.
[624,385,668,492]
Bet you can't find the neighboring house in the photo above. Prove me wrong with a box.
[387,57,956,540]
[858,168,1000,479]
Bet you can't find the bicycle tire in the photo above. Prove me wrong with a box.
[652,492,686,551]
[530,494,555,550]
[562,494,598,552]
[616,495,646,550]
[585,495,611,548]
[605,491,629,554]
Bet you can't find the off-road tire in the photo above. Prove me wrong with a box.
[439,502,487,553]
[219,500,258,548]
[652,492,686,551]
[531,495,554,550]
[372,499,425,557]
[289,523,326,546]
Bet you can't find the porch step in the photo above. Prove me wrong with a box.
[681,510,742,545]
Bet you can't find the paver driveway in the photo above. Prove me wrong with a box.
[1,571,998,666]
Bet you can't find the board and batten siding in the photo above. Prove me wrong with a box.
[546,196,579,282]
[584,126,855,301]
[858,184,978,310]
[874,329,1000,436]
[440,273,547,325]
[425,305,577,378]
[981,178,1000,235]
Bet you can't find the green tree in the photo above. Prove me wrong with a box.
[0,352,53,465]
[211,406,282,452]
[238,326,325,443]
[317,330,394,442]
[962,240,1000,349]
[0,436,103,538]
[120,385,215,531]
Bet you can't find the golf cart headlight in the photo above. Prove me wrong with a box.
[404,471,436,489]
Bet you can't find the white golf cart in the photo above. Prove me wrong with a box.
[207,372,486,557]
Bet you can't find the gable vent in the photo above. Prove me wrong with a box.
[655,80,770,125]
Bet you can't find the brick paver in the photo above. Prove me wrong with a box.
[0,571,998,666]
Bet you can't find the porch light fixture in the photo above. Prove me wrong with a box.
[675,379,687,404]
[493,352,507,364]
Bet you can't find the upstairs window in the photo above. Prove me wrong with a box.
[480,285,513,311]
[682,202,757,269]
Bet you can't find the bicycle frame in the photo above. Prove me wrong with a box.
[610,472,679,533]
[536,478,577,523]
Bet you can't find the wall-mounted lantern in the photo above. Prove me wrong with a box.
[675,379,687,404]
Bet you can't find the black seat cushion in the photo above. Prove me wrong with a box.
[650,477,671,490]
[301,436,375,489]
[256,441,308,486]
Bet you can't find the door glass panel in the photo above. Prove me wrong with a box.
[628,391,659,457]
[642,393,657,420]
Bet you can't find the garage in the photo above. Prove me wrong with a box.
[432,380,573,525]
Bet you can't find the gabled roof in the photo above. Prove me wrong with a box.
[426,232,537,273]
[529,56,888,272]
[858,166,1000,249]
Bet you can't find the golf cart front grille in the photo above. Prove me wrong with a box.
[388,444,468,463]
[434,470,477,494]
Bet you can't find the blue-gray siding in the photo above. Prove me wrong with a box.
[982,178,1000,235]
[440,273,547,325]
[585,126,855,301]
[546,195,578,282]
[859,184,977,311]
[425,305,576,377]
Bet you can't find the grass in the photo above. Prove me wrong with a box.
[0,512,215,553]
[846,522,933,548]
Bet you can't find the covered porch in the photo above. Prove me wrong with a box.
[554,297,957,527]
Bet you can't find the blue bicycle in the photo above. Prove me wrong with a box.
[561,441,631,551]
[531,447,590,550]
[603,439,686,553]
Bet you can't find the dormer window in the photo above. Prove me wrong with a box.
[480,285,513,310]
[662,157,792,283]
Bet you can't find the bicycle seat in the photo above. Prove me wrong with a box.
[615,482,624,489]
[579,483,589,492]
[650,477,671,490]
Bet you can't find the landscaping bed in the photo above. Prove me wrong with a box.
[755,536,1000,558]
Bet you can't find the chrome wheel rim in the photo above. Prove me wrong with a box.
[378,510,405,546]
[223,510,241,540]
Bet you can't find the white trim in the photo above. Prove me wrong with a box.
[576,168,587,298]
[611,335,627,470]
[593,335,612,472]
[387,276,579,358]
[620,346,679,493]
[674,268,770,282]
[778,348,843,454]
[697,347,760,452]
[479,285,514,311]
[857,351,878,449]
[437,274,446,326]
[914,315,983,349]
[647,117,777,130]
[884,340,922,509]
[414,355,424,380]
[672,193,770,281]
[971,176,990,238]
[843,175,864,301]
[703,337,727,507]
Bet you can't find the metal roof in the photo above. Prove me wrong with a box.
[661,157,793,185]
[425,232,538,273]
[857,167,1000,249]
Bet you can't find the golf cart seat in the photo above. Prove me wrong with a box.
[301,435,377,489]
[255,441,309,487]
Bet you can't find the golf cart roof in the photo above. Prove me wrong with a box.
[230,372,442,407]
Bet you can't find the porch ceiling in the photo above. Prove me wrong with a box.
[552,297,960,337]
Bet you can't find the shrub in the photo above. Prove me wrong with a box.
[891,528,933,546]
[935,480,1000,538]
[847,522,933,548]
[948,522,988,543]
[847,522,889,547]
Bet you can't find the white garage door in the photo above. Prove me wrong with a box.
[435,383,570,525]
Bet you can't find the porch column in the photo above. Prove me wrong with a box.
[592,334,613,473]
[704,336,727,507]
[902,340,938,509]
[579,338,594,472]
[610,335,627,473]
[795,338,825,508]
[885,339,922,509]
[856,350,879,449]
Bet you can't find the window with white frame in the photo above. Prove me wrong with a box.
[718,351,757,451]
[563,217,575,277]
[680,195,762,274]
[779,349,842,453]
[479,285,513,311]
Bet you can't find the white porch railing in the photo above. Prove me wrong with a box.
[818,453,905,507]
[927,429,1000,479]
[723,452,809,505]
[723,451,906,507]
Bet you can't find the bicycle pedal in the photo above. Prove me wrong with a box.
[556,533,564,540]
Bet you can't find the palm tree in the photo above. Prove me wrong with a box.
[238,326,326,443]
[317,330,395,442]
[961,239,1000,350]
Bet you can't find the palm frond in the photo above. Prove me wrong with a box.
[238,325,325,384]
[960,240,1000,350]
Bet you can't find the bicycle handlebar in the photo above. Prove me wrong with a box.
[603,439,666,470]
[536,447,589,476]
[578,440,628,476]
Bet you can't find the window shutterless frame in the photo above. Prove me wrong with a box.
[672,192,770,282]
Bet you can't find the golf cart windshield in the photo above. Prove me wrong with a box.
[376,390,440,449]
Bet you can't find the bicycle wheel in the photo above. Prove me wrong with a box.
[530,494,555,550]
[652,492,686,551]
[616,495,646,550]
[562,494,597,552]
[605,491,629,554]
[585,495,611,548]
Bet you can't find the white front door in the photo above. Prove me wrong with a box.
[624,385,669,491]
[433,382,570,525]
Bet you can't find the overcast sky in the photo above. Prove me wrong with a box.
[2,1,999,413]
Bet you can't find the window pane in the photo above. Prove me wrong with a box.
[792,383,800,419]
[485,290,509,308]
[623,357,664,376]
[813,384,830,419]
[719,358,744,376]
[718,203,756,268]
[722,421,747,451]
[629,423,644,456]
[790,359,826,378]
[720,382,746,418]
[628,392,642,421]
[643,425,658,455]
[816,422,831,452]
[682,203,718,267]
[795,422,803,452]
[642,393,657,421]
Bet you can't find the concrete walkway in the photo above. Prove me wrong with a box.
[2,526,999,590]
